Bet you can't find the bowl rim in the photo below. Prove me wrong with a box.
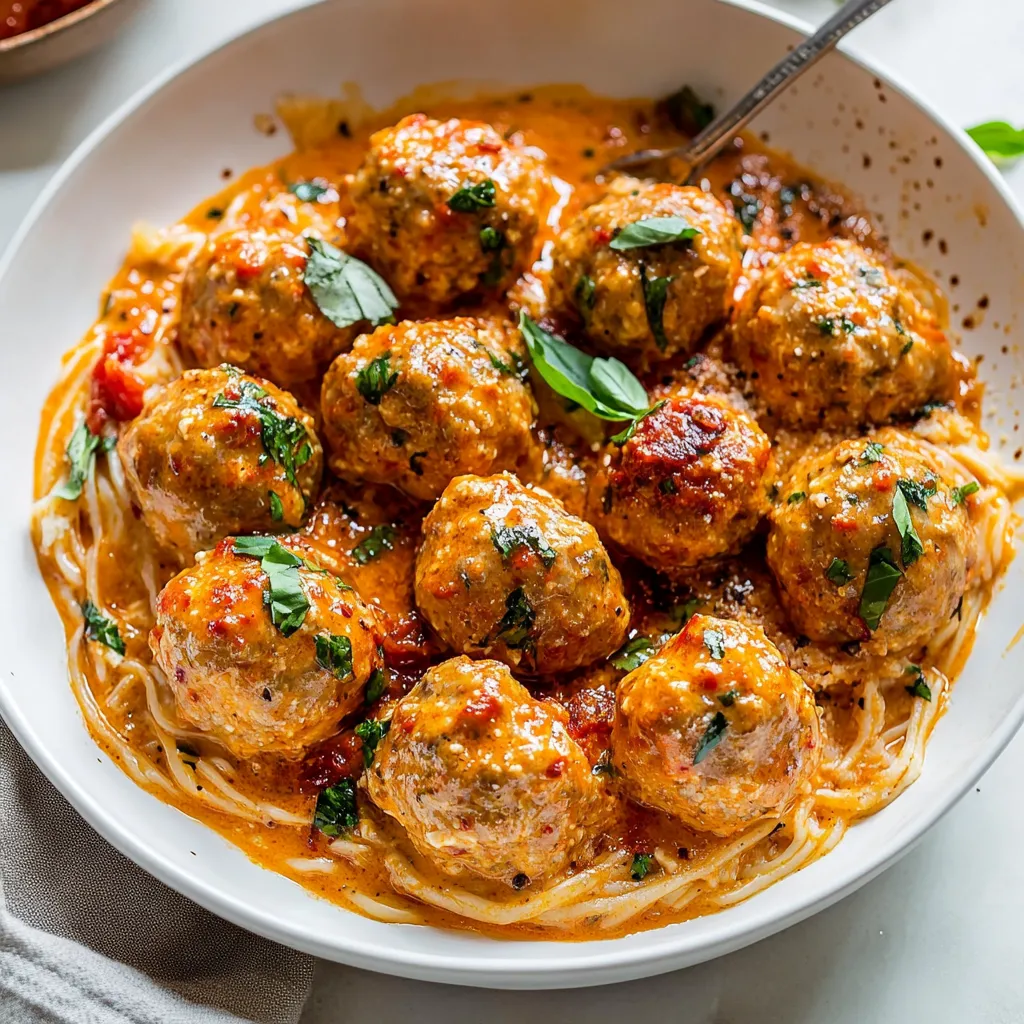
[0,0,127,54]
[3,0,1024,987]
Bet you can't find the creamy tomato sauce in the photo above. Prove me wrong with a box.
[32,87,1015,940]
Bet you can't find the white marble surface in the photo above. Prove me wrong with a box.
[2,1,1022,1021]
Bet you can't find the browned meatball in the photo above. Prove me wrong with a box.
[766,431,974,651]
[118,366,322,561]
[150,537,385,759]
[732,239,957,427]
[549,181,742,368]
[366,657,602,887]
[587,391,773,570]
[320,318,535,501]
[348,114,551,305]
[179,227,353,387]
[612,615,821,836]
[415,473,630,674]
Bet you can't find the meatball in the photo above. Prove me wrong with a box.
[320,318,535,501]
[612,615,821,836]
[415,473,630,674]
[150,537,385,759]
[179,227,353,387]
[348,114,551,305]
[118,366,322,561]
[549,181,742,368]
[366,657,602,886]
[587,391,773,570]
[732,239,957,427]
[766,431,974,650]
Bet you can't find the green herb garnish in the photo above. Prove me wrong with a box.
[232,536,310,636]
[610,636,655,672]
[951,481,980,505]
[313,780,358,837]
[904,664,933,701]
[817,316,857,337]
[703,628,726,660]
[859,441,885,465]
[315,633,354,680]
[447,179,496,211]
[575,274,597,312]
[55,422,110,501]
[641,269,674,351]
[661,85,715,135]
[630,853,654,881]
[609,217,700,251]
[289,180,330,203]
[268,491,284,522]
[826,557,854,586]
[365,667,387,704]
[490,523,557,568]
[693,711,728,764]
[304,237,398,329]
[355,352,399,405]
[859,546,902,631]
[495,587,535,649]
[718,689,739,707]
[787,491,806,504]
[897,476,937,512]
[892,488,924,568]
[354,718,390,766]
[966,121,1024,159]
[352,524,397,565]
[81,600,125,656]
[610,400,667,446]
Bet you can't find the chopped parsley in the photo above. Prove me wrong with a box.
[630,853,654,881]
[693,712,728,765]
[609,217,700,251]
[232,536,313,636]
[490,523,557,568]
[315,633,354,680]
[859,441,885,465]
[313,779,358,837]
[352,524,397,564]
[610,636,656,672]
[892,487,924,568]
[55,422,112,501]
[81,600,125,656]
[641,269,674,351]
[355,351,399,405]
[951,481,980,505]
[289,180,331,203]
[212,379,313,489]
[303,237,398,330]
[859,546,902,631]
[703,628,726,660]
[354,718,390,766]
[904,664,933,701]
[826,557,854,586]
[447,179,496,212]
[495,587,535,649]
[897,476,937,512]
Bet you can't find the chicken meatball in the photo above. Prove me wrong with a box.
[766,432,974,650]
[150,537,385,759]
[549,181,742,368]
[366,657,602,887]
[118,366,322,561]
[415,473,629,674]
[320,318,534,501]
[587,391,773,570]
[732,239,957,427]
[179,227,353,387]
[612,615,821,835]
[348,114,551,305]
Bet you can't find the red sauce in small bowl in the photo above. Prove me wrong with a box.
[0,0,96,41]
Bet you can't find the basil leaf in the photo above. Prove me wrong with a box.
[951,481,980,505]
[630,853,654,881]
[81,600,125,656]
[671,597,702,625]
[718,689,739,707]
[609,217,700,251]
[661,85,715,136]
[490,523,557,569]
[787,491,806,504]
[354,718,390,766]
[213,378,312,489]
[289,180,330,203]
[859,441,885,465]
[365,667,387,704]
[892,488,924,568]
[495,587,535,649]
[447,179,496,212]
[610,636,655,672]
[859,546,902,631]
[966,121,1024,159]
[233,538,309,636]
[817,316,857,337]
[315,633,353,680]
[313,779,358,837]
[232,535,277,558]
[641,270,673,350]
[575,274,597,312]
[826,558,854,586]
[703,628,726,661]
[268,491,284,522]
[897,476,937,512]
[519,313,649,422]
[352,524,397,565]
[304,237,398,329]
[56,422,105,500]
[904,664,933,701]
[355,352,399,405]
[693,711,728,764]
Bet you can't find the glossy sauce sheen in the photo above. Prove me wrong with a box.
[34,88,988,939]
[0,0,93,39]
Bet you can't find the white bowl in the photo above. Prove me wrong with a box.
[2,0,1022,990]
